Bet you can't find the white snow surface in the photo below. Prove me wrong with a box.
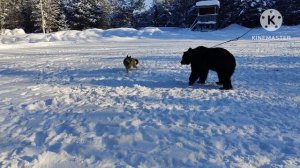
[1,24,299,44]
[0,25,300,167]
[196,0,220,7]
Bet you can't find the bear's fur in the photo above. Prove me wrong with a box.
[181,46,236,90]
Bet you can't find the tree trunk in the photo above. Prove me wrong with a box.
[40,0,45,34]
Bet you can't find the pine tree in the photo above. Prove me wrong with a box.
[57,0,68,31]
[110,0,145,28]
[237,0,275,27]
[1,0,23,31]
[20,0,35,33]
[218,0,238,28]
[0,0,9,33]
[93,0,111,29]
[130,0,146,27]
[276,0,300,25]
[31,0,65,33]
[132,10,153,27]
[64,0,80,30]
[150,0,174,27]
[65,0,111,30]
[171,0,196,28]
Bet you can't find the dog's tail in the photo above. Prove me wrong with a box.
[134,59,139,65]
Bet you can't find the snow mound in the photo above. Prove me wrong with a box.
[196,0,220,7]
[1,29,26,36]
[222,24,249,31]
[0,24,299,44]
[30,152,86,168]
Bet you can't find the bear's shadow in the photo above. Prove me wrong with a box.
[88,68,221,89]
[0,60,221,89]
[89,68,188,89]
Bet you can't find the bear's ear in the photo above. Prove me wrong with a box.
[188,48,192,51]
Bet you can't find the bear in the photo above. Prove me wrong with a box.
[181,46,236,90]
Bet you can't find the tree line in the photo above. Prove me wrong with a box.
[0,0,299,33]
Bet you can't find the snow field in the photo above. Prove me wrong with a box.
[0,26,300,167]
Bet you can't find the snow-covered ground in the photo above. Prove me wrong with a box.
[0,25,299,167]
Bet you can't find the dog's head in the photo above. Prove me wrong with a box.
[124,55,139,64]
[124,55,131,62]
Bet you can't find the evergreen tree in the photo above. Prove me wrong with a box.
[132,10,153,27]
[31,0,65,33]
[110,0,145,28]
[151,0,174,27]
[130,0,146,28]
[20,0,35,33]
[66,0,111,30]
[94,0,111,29]
[276,0,300,25]
[171,0,196,28]
[57,0,69,30]
[1,0,23,30]
[0,0,9,33]
[237,0,275,27]
[218,0,238,28]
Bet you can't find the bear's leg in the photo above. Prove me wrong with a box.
[198,69,209,84]
[222,80,233,90]
[189,71,200,86]
[216,72,223,85]
[220,74,233,90]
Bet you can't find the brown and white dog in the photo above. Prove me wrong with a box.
[123,55,139,73]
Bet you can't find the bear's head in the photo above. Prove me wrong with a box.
[181,48,193,65]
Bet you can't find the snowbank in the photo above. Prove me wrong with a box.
[1,29,26,36]
[0,24,299,44]
[196,0,220,7]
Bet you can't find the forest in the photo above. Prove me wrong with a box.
[0,0,299,33]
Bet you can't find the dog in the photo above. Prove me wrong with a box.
[123,55,139,73]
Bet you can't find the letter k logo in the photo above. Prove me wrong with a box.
[260,9,283,31]
[268,15,275,25]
